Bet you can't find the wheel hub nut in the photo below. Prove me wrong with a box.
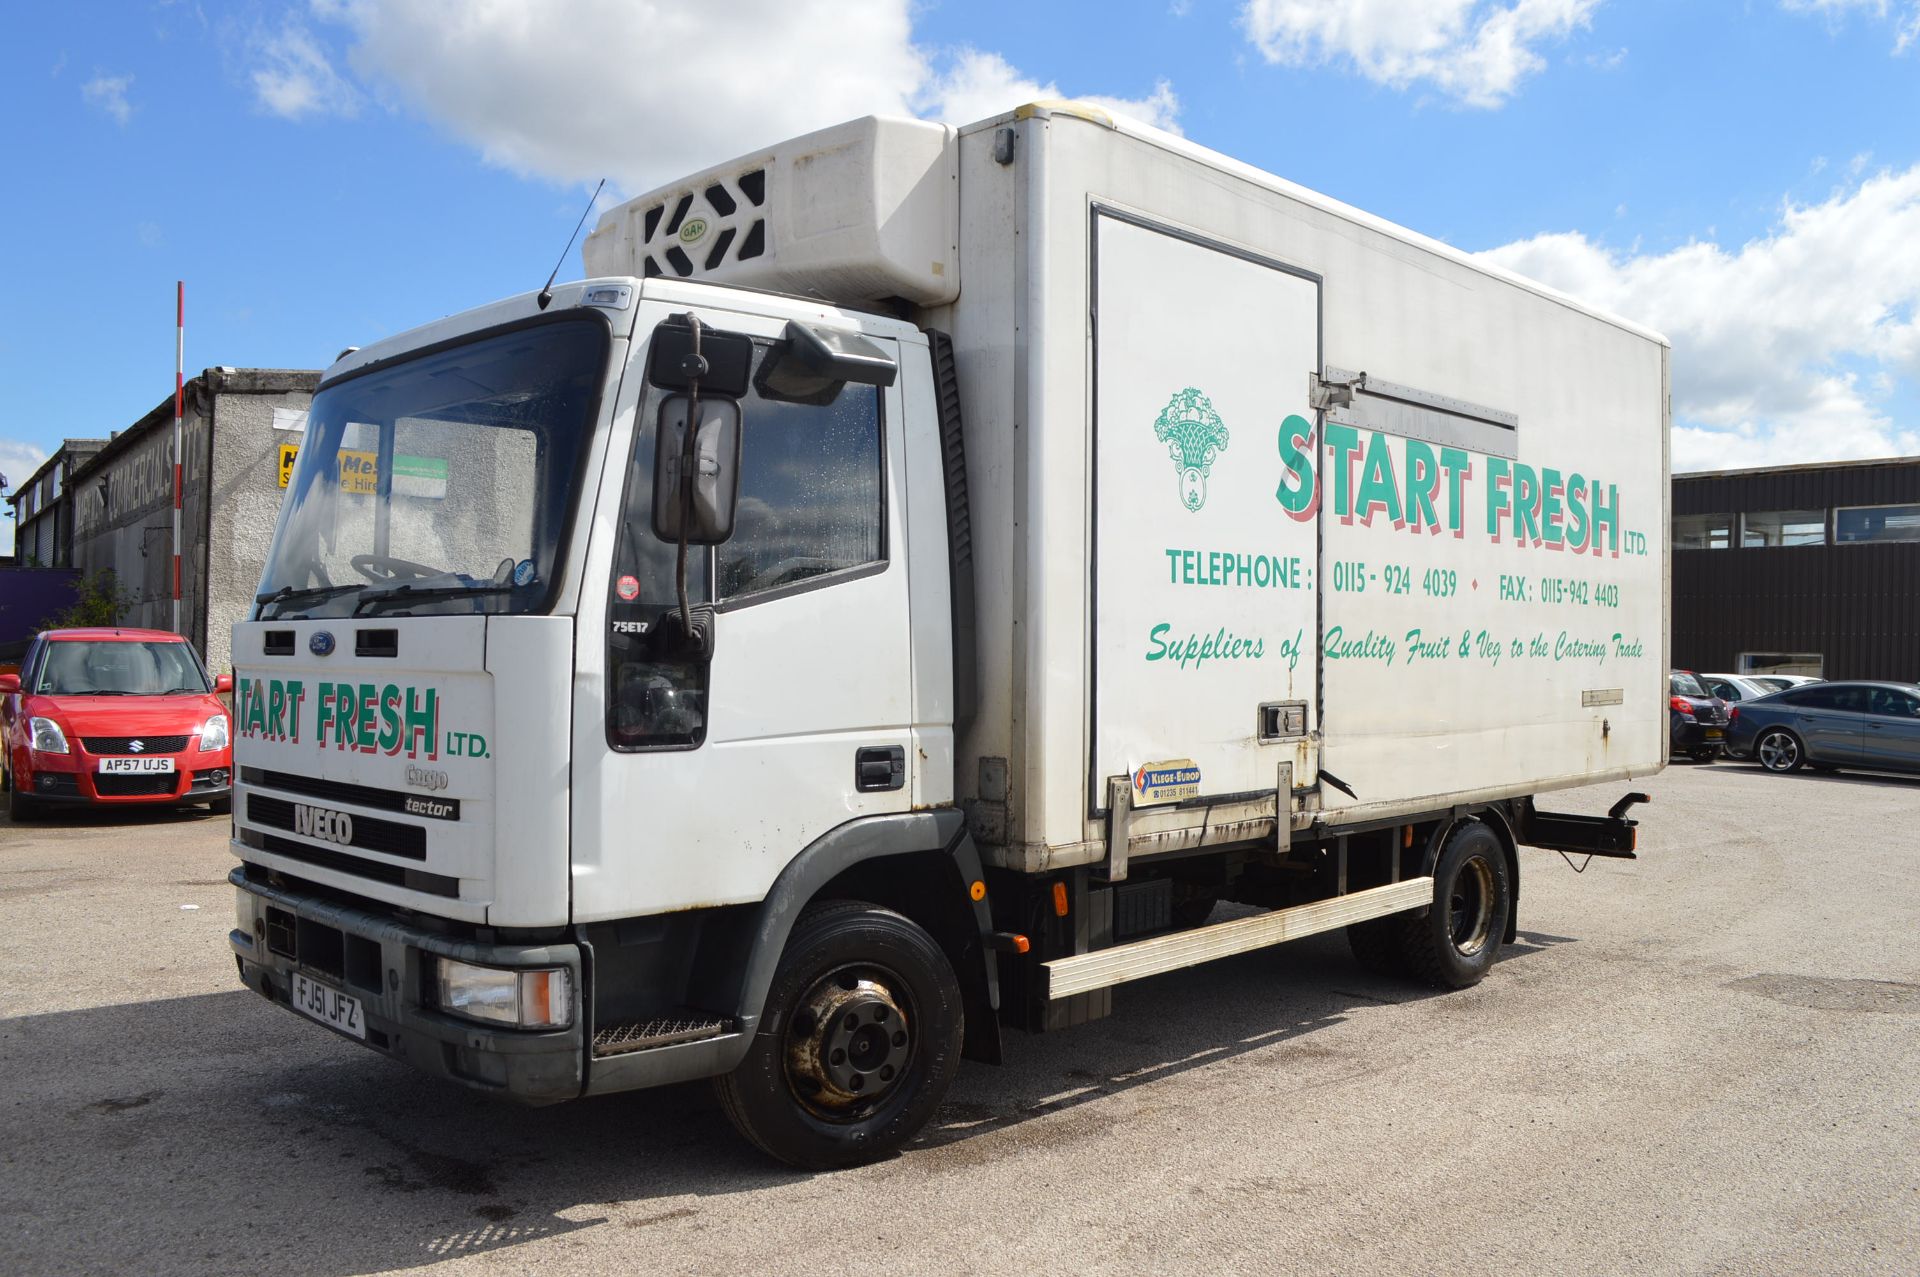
[787,974,911,1111]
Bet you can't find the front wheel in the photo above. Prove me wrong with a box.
[716,901,963,1170]
[1395,821,1512,989]
[7,777,41,822]
[1755,729,1805,773]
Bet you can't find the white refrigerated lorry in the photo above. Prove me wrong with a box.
[230,104,1667,1168]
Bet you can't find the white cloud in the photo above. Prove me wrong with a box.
[919,49,1181,135]
[251,22,360,119]
[1781,0,1920,53]
[286,0,1177,191]
[1,440,51,556]
[1478,166,1920,472]
[1239,0,1603,107]
[82,73,134,125]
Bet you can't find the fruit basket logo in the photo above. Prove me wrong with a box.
[1153,387,1229,512]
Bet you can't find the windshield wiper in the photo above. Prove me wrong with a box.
[255,583,361,618]
[152,687,204,695]
[352,583,519,616]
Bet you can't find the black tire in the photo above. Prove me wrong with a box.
[1346,915,1410,977]
[8,777,41,823]
[1689,749,1718,763]
[1394,821,1511,989]
[715,901,963,1170]
[1755,728,1805,773]
[209,795,232,816]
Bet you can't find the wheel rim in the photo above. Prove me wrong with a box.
[1758,731,1799,771]
[1449,856,1496,957]
[784,964,914,1121]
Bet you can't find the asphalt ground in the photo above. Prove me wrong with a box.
[1,761,1916,1276]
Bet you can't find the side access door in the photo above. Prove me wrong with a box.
[1089,208,1322,826]
[571,302,921,919]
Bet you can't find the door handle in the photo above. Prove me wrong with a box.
[855,746,906,792]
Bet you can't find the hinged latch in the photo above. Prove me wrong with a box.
[1308,369,1367,412]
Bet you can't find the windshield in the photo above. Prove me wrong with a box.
[35,641,210,696]
[1670,672,1709,698]
[254,317,608,619]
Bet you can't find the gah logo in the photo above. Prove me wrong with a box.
[678,217,710,245]
[1153,387,1229,512]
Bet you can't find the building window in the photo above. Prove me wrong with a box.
[1835,503,1920,544]
[1738,652,1824,678]
[1740,509,1826,547]
[1673,514,1731,550]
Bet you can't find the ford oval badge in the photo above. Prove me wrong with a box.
[310,630,336,657]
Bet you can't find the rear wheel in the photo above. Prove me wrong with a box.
[1346,915,1410,977]
[1395,822,1511,989]
[1756,729,1805,773]
[716,901,963,1170]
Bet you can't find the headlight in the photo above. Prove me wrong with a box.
[199,714,230,752]
[29,717,69,755]
[433,958,572,1029]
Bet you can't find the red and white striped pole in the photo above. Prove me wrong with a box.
[172,281,184,635]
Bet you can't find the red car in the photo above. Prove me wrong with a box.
[0,628,233,821]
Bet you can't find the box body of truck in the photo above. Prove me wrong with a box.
[228,106,1666,1167]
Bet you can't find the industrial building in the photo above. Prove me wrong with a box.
[8,438,107,568]
[1673,456,1920,681]
[59,367,317,673]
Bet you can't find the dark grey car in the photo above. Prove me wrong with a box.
[1726,681,1920,775]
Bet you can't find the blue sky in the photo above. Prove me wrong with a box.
[5,1,1920,554]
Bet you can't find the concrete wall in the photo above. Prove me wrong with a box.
[72,405,212,644]
[205,379,317,672]
[72,370,317,674]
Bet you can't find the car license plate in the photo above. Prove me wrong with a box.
[291,973,367,1040]
[1704,728,1724,739]
[98,757,175,774]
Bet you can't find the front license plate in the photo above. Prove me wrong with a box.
[99,757,175,774]
[1704,729,1724,739]
[291,973,367,1040]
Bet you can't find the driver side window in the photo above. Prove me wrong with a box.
[605,340,887,752]
[718,385,884,605]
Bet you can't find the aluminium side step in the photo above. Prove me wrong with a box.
[1042,877,1435,1001]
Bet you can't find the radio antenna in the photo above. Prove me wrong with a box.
[536,178,606,310]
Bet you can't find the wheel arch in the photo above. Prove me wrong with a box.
[729,811,1002,1065]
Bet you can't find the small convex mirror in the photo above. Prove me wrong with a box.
[651,395,742,544]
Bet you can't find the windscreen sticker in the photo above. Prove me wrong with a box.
[615,574,641,601]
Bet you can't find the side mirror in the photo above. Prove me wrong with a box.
[652,395,742,545]
[215,674,234,694]
[0,673,18,694]
[756,320,897,405]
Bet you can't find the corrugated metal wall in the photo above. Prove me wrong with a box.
[1673,458,1920,680]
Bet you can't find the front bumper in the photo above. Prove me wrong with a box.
[229,868,583,1103]
[25,750,230,805]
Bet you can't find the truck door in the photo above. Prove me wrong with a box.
[571,304,916,919]
[1089,208,1322,817]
